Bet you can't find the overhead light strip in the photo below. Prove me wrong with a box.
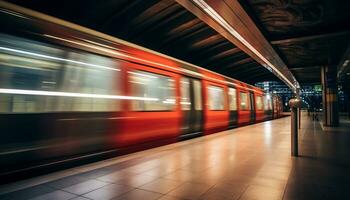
[191,0,296,89]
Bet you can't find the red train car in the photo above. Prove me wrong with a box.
[0,2,284,180]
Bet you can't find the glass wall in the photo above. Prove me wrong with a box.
[130,70,175,111]
[208,85,224,110]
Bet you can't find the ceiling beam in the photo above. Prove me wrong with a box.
[289,66,321,71]
[191,40,230,58]
[190,34,224,49]
[218,61,258,74]
[204,47,240,61]
[175,0,299,90]
[239,72,277,83]
[205,51,247,68]
[229,64,264,76]
[217,57,255,72]
[271,30,350,45]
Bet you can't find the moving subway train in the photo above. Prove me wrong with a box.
[0,2,283,179]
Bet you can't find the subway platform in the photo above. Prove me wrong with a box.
[1,114,350,200]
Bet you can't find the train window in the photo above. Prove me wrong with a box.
[208,85,224,110]
[264,95,272,110]
[228,88,237,111]
[273,98,277,113]
[256,96,263,110]
[130,70,175,111]
[180,77,191,110]
[193,80,202,110]
[0,34,121,113]
[240,92,250,110]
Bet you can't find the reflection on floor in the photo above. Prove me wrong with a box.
[1,113,350,200]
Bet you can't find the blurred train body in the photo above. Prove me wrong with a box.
[0,3,284,180]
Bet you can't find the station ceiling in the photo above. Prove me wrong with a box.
[6,0,350,86]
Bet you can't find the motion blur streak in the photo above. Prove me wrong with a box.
[0,46,120,71]
[0,88,159,101]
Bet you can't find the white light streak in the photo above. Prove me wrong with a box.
[163,99,176,104]
[0,46,120,71]
[128,71,158,79]
[0,88,159,101]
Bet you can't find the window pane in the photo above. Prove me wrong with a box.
[130,70,175,111]
[240,92,249,110]
[180,77,191,110]
[208,86,224,110]
[0,33,120,113]
[264,95,272,110]
[228,88,237,111]
[193,80,202,110]
[256,96,263,110]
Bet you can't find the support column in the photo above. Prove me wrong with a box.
[321,66,339,126]
[344,88,350,119]
[289,98,301,157]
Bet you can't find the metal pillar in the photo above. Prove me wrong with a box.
[348,93,350,120]
[289,98,301,157]
[321,66,339,126]
[298,108,301,129]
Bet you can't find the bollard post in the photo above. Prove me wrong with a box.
[289,98,301,157]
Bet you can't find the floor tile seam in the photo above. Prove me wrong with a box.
[199,180,244,199]
[135,178,185,195]
[25,186,90,200]
[249,176,289,192]
[77,183,135,200]
[235,183,250,200]
[122,188,164,197]
[60,182,112,197]
[193,183,218,199]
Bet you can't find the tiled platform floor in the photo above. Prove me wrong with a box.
[1,113,350,200]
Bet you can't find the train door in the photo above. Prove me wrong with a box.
[180,77,203,139]
[249,91,256,123]
[228,87,238,128]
